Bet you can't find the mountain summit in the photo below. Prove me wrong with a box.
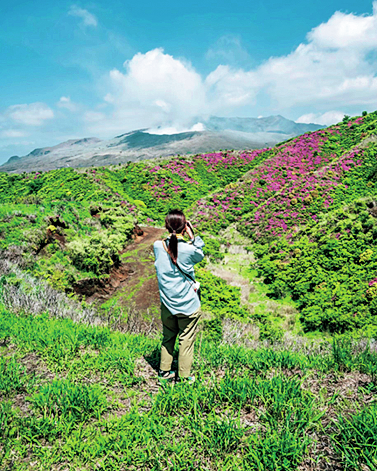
[0,115,322,173]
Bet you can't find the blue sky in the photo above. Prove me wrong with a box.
[1,0,377,163]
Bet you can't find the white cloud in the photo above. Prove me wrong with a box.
[85,4,377,137]
[191,122,205,132]
[57,96,77,111]
[117,48,205,119]
[6,102,54,126]
[202,3,377,112]
[243,3,377,109]
[145,122,205,135]
[87,49,261,135]
[86,48,208,134]
[296,111,346,126]
[307,2,377,49]
[68,5,97,27]
[103,93,114,104]
[205,65,258,109]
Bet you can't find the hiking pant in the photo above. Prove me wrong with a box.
[160,303,201,378]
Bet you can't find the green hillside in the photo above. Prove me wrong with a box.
[1,111,377,335]
[1,112,377,469]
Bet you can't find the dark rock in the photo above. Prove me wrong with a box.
[134,225,144,236]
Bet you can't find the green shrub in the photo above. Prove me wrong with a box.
[67,211,134,274]
[202,317,223,343]
[197,268,248,319]
[259,322,284,342]
[203,238,224,263]
[255,198,377,333]
[67,232,123,274]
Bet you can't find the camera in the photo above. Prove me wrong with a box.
[186,220,195,239]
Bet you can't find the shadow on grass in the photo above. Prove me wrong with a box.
[144,345,179,373]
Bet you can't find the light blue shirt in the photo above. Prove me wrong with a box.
[153,236,205,315]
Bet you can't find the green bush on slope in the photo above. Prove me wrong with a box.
[0,202,135,289]
[196,268,248,319]
[67,231,129,275]
[255,198,377,333]
[67,207,134,275]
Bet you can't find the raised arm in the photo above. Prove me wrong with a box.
[189,236,205,265]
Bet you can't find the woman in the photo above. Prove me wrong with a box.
[153,209,205,382]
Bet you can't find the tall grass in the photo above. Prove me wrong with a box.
[331,403,377,470]
[0,356,31,396]
[29,379,108,423]
[1,304,376,469]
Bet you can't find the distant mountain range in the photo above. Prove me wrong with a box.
[0,115,323,173]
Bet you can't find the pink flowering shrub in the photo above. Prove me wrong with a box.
[192,114,376,241]
[99,148,272,221]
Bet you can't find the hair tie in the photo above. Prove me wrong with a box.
[172,230,176,235]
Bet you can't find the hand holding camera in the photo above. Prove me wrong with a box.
[185,221,194,240]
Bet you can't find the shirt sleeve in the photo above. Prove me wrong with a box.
[189,236,205,265]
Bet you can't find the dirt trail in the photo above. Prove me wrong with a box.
[73,226,165,313]
[116,226,166,313]
[207,248,297,326]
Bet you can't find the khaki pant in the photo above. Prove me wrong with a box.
[160,303,201,378]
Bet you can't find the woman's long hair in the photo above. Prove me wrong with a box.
[165,209,186,265]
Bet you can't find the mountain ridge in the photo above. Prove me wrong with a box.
[0,115,323,173]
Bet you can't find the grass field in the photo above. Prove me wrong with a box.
[1,302,377,470]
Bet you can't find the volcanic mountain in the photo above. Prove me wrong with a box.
[0,115,323,173]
